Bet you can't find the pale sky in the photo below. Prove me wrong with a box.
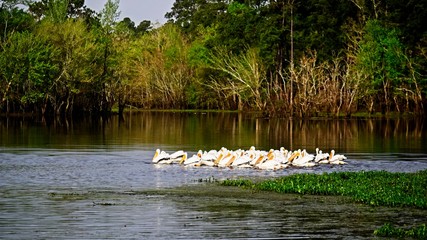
[85,0,176,24]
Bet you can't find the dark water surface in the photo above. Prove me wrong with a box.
[1,112,427,239]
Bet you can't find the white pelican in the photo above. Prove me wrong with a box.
[329,149,347,160]
[286,150,300,164]
[197,159,216,167]
[257,158,283,170]
[168,150,186,164]
[218,152,237,168]
[256,149,284,170]
[266,149,275,161]
[244,146,256,158]
[199,149,217,161]
[152,149,170,163]
[231,154,254,167]
[278,149,290,164]
[292,149,315,167]
[180,151,201,165]
[329,150,347,164]
[152,147,349,169]
[214,148,232,167]
[251,149,270,166]
[315,148,329,163]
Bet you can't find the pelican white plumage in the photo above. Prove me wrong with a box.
[250,149,266,166]
[256,149,285,170]
[168,150,186,164]
[218,152,237,168]
[315,148,329,163]
[330,149,347,161]
[292,149,315,167]
[180,151,201,166]
[257,158,283,170]
[231,154,254,167]
[152,149,170,163]
[192,150,216,167]
[286,150,300,165]
[213,148,229,166]
[329,150,347,164]
[152,147,349,169]
[200,150,218,161]
[279,149,290,164]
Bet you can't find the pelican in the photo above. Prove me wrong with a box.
[168,150,186,163]
[246,146,256,156]
[315,148,329,163]
[266,149,275,161]
[218,152,237,168]
[197,159,216,167]
[257,158,283,170]
[287,150,300,164]
[292,149,315,167]
[250,149,267,166]
[180,151,201,165]
[329,150,347,164]
[256,149,284,170]
[152,147,349,169]
[231,153,254,167]
[278,149,289,164]
[197,150,218,166]
[213,148,229,166]
[152,149,170,163]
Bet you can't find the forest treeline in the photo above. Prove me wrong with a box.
[1,0,426,117]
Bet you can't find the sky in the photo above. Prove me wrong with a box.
[85,0,176,24]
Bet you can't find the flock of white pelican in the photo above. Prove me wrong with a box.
[152,147,347,170]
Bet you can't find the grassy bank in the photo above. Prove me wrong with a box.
[220,170,427,209]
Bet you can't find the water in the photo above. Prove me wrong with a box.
[1,112,427,239]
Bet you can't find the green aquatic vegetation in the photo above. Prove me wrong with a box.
[221,179,252,187]
[374,223,427,238]
[48,192,92,201]
[220,170,427,209]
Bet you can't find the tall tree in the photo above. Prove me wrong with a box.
[96,0,120,114]
[0,31,59,113]
[356,20,406,113]
[0,0,34,40]
[28,0,95,21]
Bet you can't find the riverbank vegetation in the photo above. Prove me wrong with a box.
[220,170,427,209]
[374,223,426,238]
[1,0,426,117]
[221,170,427,237]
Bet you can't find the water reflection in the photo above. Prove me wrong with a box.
[1,112,426,155]
[1,112,427,240]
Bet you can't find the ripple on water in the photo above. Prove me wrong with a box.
[1,149,427,239]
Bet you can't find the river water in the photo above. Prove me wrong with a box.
[1,112,427,239]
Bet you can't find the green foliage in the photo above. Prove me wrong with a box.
[221,170,427,209]
[0,0,426,115]
[357,20,406,88]
[188,41,210,67]
[131,23,193,109]
[100,0,120,34]
[34,18,99,114]
[374,223,427,238]
[28,0,92,21]
[0,31,59,109]
[221,179,252,188]
[0,4,34,40]
[46,0,69,23]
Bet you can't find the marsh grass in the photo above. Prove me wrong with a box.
[220,170,427,209]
